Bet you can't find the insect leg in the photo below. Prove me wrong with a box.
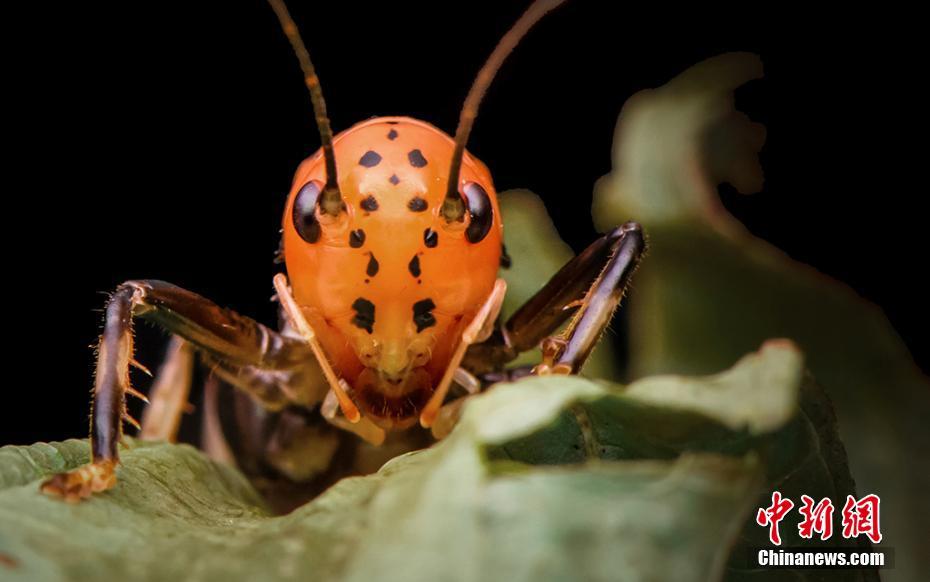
[426,220,642,436]
[536,223,645,374]
[452,368,482,395]
[464,222,645,375]
[203,353,326,411]
[201,375,237,465]
[139,336,194,442]
[40,279,315,501]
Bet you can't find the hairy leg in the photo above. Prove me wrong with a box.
[41,279,316,501]
[537,222,645,374]
[464,222,645,377]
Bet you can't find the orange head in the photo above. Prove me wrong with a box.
[283,117,501,428]
[268,0,566,429]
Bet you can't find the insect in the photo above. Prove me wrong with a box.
[41,0,645,506]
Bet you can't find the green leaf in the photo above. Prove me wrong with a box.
[592,52,926,580]
[0,342,870,582]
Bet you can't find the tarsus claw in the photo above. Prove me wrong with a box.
[40,460,117,502]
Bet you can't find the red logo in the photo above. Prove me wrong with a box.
[756,492,882,545]
[841,494,882,543]
[756,491,795,545]
[798,495,834,540]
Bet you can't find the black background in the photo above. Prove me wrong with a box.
[5,2,925,445]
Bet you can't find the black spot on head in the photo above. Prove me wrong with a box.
[408,149,428,168]
[387,129,398,140]
[351,298,376,333]
[412,299,436,332]
[366,253,380,277]
[408,255,421,278]
[389,174,400,185]
[423,228,438,248]
[407,197,428,212]
[349,229,366,248]
[360,195,379,212]
[359,150,382,167]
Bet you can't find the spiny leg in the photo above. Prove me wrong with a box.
[440,223,645,436]
[537,222,645,374]
[426,222,644,436]
[464,222,645,377]
[41,279,316,501]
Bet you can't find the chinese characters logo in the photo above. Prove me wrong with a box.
[756,492,882,545]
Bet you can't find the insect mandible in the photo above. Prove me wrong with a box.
[41,0,645,504]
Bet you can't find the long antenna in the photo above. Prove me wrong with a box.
[268,0,344,217]
[442,0,568,223]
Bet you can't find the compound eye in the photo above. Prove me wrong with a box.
[463,182,493,243]
[292,180,323,243]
